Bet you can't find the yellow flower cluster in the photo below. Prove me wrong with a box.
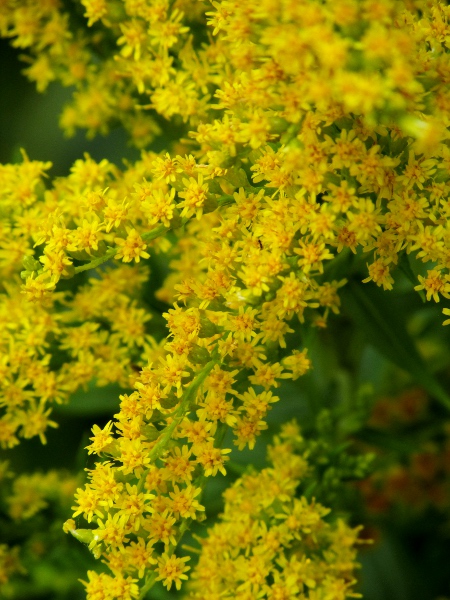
[4,0,450,310]
[188,421,362,600]
[0,156,157,448]
[0,0,449,449]
[1,0,450,597]
[0,0,162,144]
[67,346,300,595]
[0,145,313,449]
[0,261,154,448]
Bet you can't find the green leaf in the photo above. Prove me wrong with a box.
[340,281,450,410]
[358,536,413,600]
[397,252,426,302]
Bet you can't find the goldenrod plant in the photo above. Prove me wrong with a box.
[1,1,450,599]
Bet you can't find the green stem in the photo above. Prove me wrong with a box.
[136,362,218,598]
[137,360,217,493]
[138,402,230,599]
[148,360,217,463]
[73,194,234,277]
[73,247,116,274]
[214,421,228,448]
[138,475,206,599]
[73,224,170,274]
[216,194,235,206]
[138,571,157,600]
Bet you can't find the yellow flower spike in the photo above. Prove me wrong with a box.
[18,404,58,445]
[118,20,147,61]
[189,423,363,599]
[4,1,450,597]
[362,258,394,291]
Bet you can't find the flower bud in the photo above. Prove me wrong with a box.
[69,528,95,545]
[188,344,211,365]
[198,317,219,338]
[22,255,41,272]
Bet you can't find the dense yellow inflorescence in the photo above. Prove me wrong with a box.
[1,0,450,597]
[188,422,362,600]
[0,154,155,448]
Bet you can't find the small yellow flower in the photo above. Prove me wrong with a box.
[177,175,209,219]
[115,229,150,263]
[86,421,115,455]
[195,443,231,476]
[21,273,56,303]
[415,269,450,302]
[156,553,190,590]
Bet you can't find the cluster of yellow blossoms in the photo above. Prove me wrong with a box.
[188,422,362,600]
[0,154,155,448]
[68,422,363,599]
[65,345,306,596]
[1,0,450,597]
